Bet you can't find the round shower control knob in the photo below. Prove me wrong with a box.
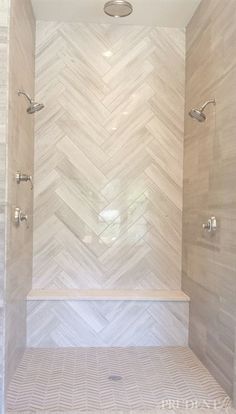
[14,207,28,226]
[16,171,33,189]
[202,217,217,232]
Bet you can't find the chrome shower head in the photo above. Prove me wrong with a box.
[189,99,216,122]
[18,90,44,114]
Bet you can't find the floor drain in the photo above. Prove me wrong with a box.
[108,375,122,381]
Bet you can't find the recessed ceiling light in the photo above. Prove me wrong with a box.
[104,1,133,18]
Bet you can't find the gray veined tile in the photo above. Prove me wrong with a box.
[7,347,231,412]
[32,22,186,344]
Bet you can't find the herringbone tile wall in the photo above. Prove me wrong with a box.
[27,300,189,347]
[33,22,185,291]
[29,22,186,347]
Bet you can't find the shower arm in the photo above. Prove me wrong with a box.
[200,99,216,111]
[17,90,33,104]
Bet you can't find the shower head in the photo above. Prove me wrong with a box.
[104,0,133,18]
[189,99,216,122]
[27,101,45,114]
[18,90,44,114]
[189,108,206,122]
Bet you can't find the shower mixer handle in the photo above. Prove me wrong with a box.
[14,207,29,228]
[202,216,217,232]
[16,171,33,190]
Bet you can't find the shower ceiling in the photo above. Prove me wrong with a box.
[31,0,201,27]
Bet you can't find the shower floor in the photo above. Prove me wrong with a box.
[7,347,231,413]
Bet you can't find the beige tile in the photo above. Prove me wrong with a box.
[7,347,231,412]
[183,0,236,400]
[4,0,35,389]
[26,300,189,347]
[32,23,185,298]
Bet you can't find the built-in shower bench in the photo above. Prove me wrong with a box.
[27,289,190,301]
[26,289,190,347]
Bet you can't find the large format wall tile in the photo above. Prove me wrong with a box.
[33,23,185,291]
[183,0,236,400]
[0,0,9,411]
[27,300,189,347]
[5,0,35,390]
[0,1,35,409]
[0,0,8,307]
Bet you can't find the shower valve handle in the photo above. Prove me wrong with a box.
[202,217,217,232]
[14,207,29,228]
[16,171,33,190]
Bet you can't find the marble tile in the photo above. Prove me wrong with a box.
[3,0,36,396]
[32,23,185,293]
[27,289,190,301]
[0,0,9,411]
[7,347,231,412]
[29,20,187,352]
[6,410,236,414]
[27,300,189,347]
[183,0,236,401]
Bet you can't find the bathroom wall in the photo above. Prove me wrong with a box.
[27,22,186,347]
[0,0,9,409]
[27,297,189,347]
[183,0,236,399]
[5,0,35,387]
[33,22,185,291]
[0,0,35,408]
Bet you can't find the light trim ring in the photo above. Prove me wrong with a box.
[104,0,133,18]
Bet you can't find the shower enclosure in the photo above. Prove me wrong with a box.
[0,0,236,412]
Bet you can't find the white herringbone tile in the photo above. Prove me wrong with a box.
[7,347,231,412]
[27,300,189,347]
[33,23,185,292]
[31,22,187,347]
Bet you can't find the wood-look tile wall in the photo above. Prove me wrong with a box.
[5,0,35,391]
[29,22,186,346]
[183,0,236,400]
[0,1,9,410]
[32,23,185,291]
[27,299,189,347]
